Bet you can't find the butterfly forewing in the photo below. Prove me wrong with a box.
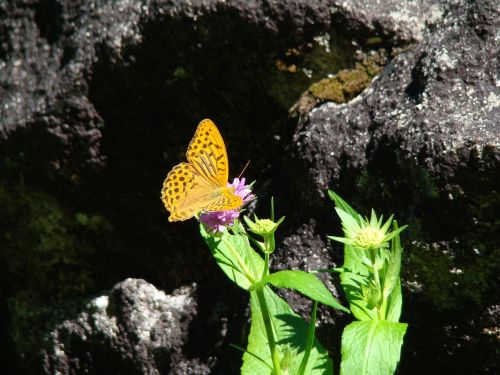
[186,119,229,186]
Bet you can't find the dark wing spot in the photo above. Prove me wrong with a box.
[176,195,180,200]
[179,176,185,181]
[205,131,210,136]
[174,188,179,193]
[174,181,179,186]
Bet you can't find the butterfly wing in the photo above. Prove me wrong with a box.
[184,119,242,212]
[186,119,229,187]
[205,188,243,211]
[161,119,242,222]
[161,162,217,221]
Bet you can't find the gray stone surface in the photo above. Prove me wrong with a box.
[293,0,499,198]
[42,278,205,375]
[0,0,444,151]
[331,0,444,42]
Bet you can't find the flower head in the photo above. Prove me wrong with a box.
[229,177,255,205]
[329,208,406,250]
[244,216,284,237]
[200,178,255,233]
[243,202,284,254]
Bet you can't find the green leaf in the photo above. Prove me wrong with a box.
[340,320,407,375]
[298,301,318,375]
[385,282,403,322]
[242,286,333,375]
[382,222,403,321]
[328,190,361,224]
[335,207,361,232]
[201,223,264,290]
[340,244,378,321]
[254,270,349,313]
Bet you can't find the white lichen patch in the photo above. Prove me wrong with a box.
[435,49,457,70]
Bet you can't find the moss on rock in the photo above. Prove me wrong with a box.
[290,49,389,116]
[0,183,112,361]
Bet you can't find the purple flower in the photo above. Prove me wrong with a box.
[200,178,255,233]
[229,177,255,205]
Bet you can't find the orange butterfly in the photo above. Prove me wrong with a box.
[161,119,243,221]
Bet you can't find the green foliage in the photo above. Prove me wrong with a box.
[201,221,264,290]
[200,190,408,375]
[200,204,347,375]
[338,243,379,321]
[252,270,349,313]
[328,190,408,375]
[340,321,407,375]
[242,286,333,375]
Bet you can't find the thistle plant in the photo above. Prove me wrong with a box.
[200,194,348,375]
[327,190,408,375]
[164,177,408,375]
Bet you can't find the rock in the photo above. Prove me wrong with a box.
[42,279,205,375]
[293,0,499,197]
[331,0,444,43]
[0,0,489,374]
[288,0,500,373]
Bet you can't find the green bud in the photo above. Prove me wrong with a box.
[280,346,295,372]
[365,284,382,310]
[244,216,284,236]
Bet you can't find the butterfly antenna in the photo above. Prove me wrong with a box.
[238,160,251,179]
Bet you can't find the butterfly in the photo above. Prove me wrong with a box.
[161,119,243,222]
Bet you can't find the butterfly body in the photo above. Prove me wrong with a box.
[161,119,243,222]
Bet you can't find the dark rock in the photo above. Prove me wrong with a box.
[288,0,500,373]
[42,278,204,375]
[0,0,483,374]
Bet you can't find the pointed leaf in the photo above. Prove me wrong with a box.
[340,320,407,375]
[242,287,333,375]
[328,190,361,223]
[201,224,264,290]
[336,207,361,232]
[258,270,349,313]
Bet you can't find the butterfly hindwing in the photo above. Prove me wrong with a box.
[162,162,214,221]
[205,187,243,212]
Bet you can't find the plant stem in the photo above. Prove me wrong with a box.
[369,247,384,320]
[255,287,282,375]
[298,301,318,375]
[263,252,270,278]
